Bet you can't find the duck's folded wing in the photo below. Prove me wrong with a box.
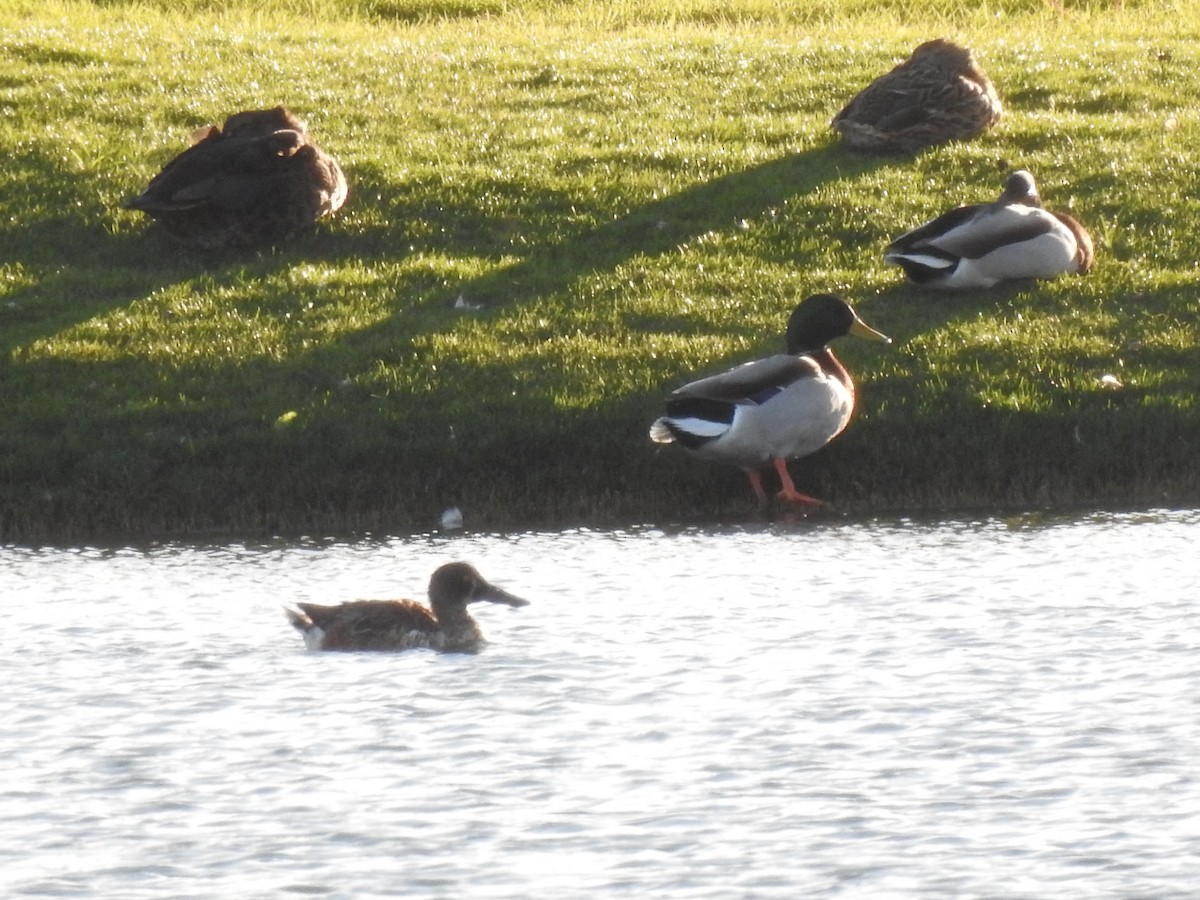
[834,83,902,127]
[885,204,980,253]
[872,92,936,131]
[887,76,993,126]
[888,205,1057,261]
[299,599,438,635]
[670,354,820,404]
[126,131,303,212]
[940,208,1066,260]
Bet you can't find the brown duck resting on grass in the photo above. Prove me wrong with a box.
[832,39,1002,153]
[125,106,348,250]
[285,562,529,654]
[650,294,891,509]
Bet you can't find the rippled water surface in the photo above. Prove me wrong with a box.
[3,510,1199,898]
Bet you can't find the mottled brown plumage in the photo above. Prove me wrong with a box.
[285,562,529,654]
[125,106,348,249]
[832,39,1002,153]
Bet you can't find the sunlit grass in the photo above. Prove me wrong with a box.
[1,0,1198,538]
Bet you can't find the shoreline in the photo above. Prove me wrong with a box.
[3,4,1198,545]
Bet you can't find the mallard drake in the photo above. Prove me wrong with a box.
[125,106,348,250]
[285,562,529,653]
[649,294,891,507]
[884,169,1095,289]
[832,39,1002,153]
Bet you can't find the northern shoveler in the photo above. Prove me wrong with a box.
[285,562,529,653]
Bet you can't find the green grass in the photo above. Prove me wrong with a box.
[2,0,1199,540]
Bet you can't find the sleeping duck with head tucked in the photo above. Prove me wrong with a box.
[832,39,1003,154]
[650,294,890,509]
[285,562,529,654]
[125,106,348,250]
[884,169,1094,289]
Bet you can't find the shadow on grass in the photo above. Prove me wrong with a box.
[1,142,912,538]
[0,141,346,355]
[416,144,894,308]
[7,137,1198,541]
[834,278,1200,515]
[3,136,885,342]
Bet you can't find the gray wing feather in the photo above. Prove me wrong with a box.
[670,354,819,403]
[891,205,1058,260]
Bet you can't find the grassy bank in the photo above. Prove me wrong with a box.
[1,0,1198,541]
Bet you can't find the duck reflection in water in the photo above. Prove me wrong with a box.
[285,562,529,653]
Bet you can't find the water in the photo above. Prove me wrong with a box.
[3,510,1198,898]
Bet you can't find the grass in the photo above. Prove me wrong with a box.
[1,0,1198,541]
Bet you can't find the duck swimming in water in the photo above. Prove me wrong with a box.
[832,39,1002,154]
[285,562,529,653]
[125,106,348,250]
[884,169,1094,289]
[650,294,891,508]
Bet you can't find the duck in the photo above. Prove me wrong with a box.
[285,562,529,653]
[883,169,1095,289]
[649,294,891,508]
[125,106,348,250]
[832,39,1002,153]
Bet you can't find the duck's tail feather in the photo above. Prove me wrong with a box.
[649,418,676,444]
[883,249,960,283]
[284,606,312,632]
[650,415,729,449]
[284,606,327,650]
